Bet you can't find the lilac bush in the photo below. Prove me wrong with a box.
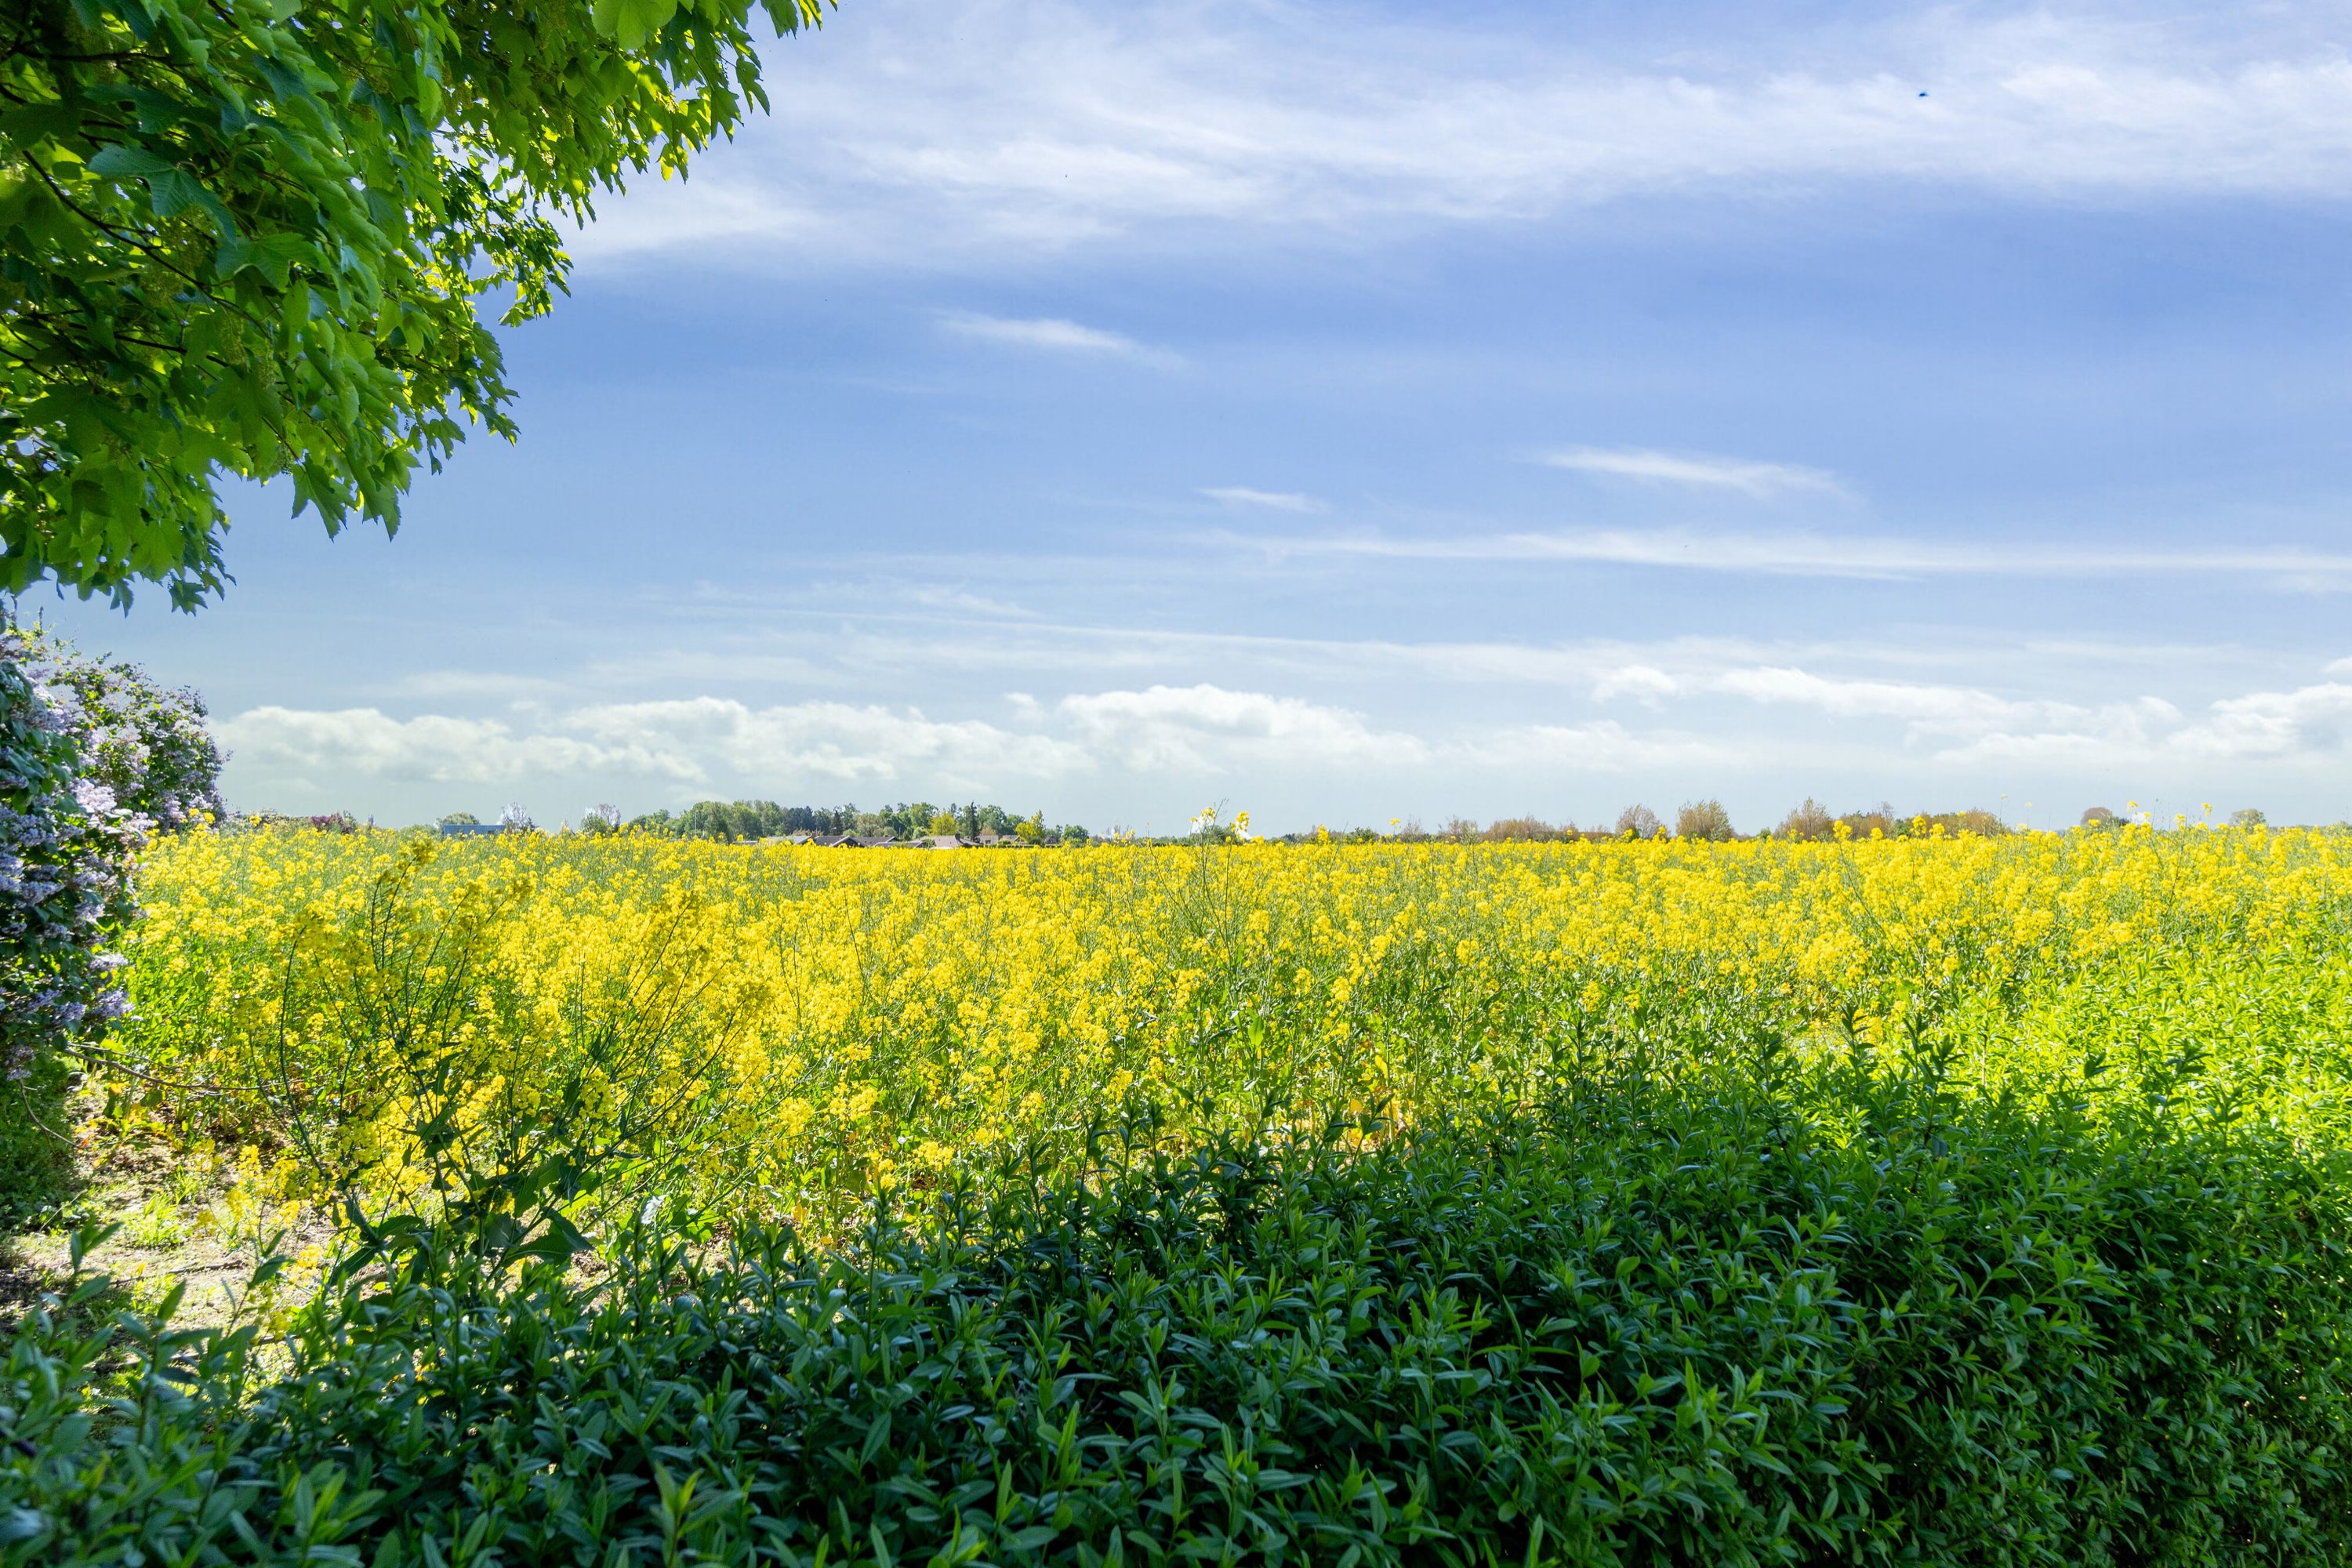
[0,628,221,1196]
[24,633,225,829]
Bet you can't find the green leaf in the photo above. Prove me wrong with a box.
[592,0,681,49]
[86,144,177,179]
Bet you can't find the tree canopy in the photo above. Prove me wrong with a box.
[2,0,826,609]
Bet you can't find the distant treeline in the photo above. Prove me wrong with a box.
[619,800,1092,845]
[411,797,2280,845]
[1381,799,2018,844]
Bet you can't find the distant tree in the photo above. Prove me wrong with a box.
[1482,816,1569,842]
[2081,806,2118,828]
[1674,800,1736,841]
[2230,807,2267,828]
[1613,804,1661,840]
[677,801,733,840]
[1836,802,1900,840]
[438,811,480,826]
[580,804,622,836]
[1017,811,1044,844]
[496,802,533,833]
[927,811,959,837]
[1777,799,1835,841]
[1055,823,1091,846]
[663,799,791,840]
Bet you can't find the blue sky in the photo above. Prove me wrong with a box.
[38,0,2352,832]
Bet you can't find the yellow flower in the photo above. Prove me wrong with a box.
[116,818,2352,1238]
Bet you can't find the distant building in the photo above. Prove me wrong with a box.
[916,834,966,849]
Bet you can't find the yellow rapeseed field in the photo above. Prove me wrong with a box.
[108,825,2352,1238]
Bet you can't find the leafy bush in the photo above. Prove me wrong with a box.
[0,628,222,1213]
[19,633,224,830]
[9,1058,2350,1566]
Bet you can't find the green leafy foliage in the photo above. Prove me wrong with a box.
[9,1057,2352,1565]
[1,0,828,609]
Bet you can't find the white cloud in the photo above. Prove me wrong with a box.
[1241,527,2352,583]
[1590,664,1679,704]
[1541,447,1847,499]
[569,697,1088,786]
[938,310,1179,365]
[1055,684,1427,771]
[1711,665,2044,732]
[219,654,2352,824]
[904,585,1040,619]
[2326,655,2352,677]
[224,685,1428,800]
[1461,720,1730,773]
[2168,683,2352,760]
[1201,486,1327,514]
[573,2,2352,268]
[217,708,693,785]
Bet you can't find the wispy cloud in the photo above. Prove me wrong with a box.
[1541,447,1847,499]
[216,708,700,786]
[572,2,2352,269]
[1201,486,1327,514]
[1464,720,1732,774]
[1238,528,2352,583]
[904,585,1040,619]
[1058,684,1425,771]
[938,310,1180,365]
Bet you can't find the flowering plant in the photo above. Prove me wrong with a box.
[0,626,222,1200]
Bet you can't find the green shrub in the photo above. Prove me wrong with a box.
[6,1063,2351,1565]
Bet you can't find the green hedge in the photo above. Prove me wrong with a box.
[7,1065,2352,1566]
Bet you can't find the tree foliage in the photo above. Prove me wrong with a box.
[1673,797,1736,841]
[1,0,827,608]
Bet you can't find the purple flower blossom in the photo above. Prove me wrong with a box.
[0,626,218,1084]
